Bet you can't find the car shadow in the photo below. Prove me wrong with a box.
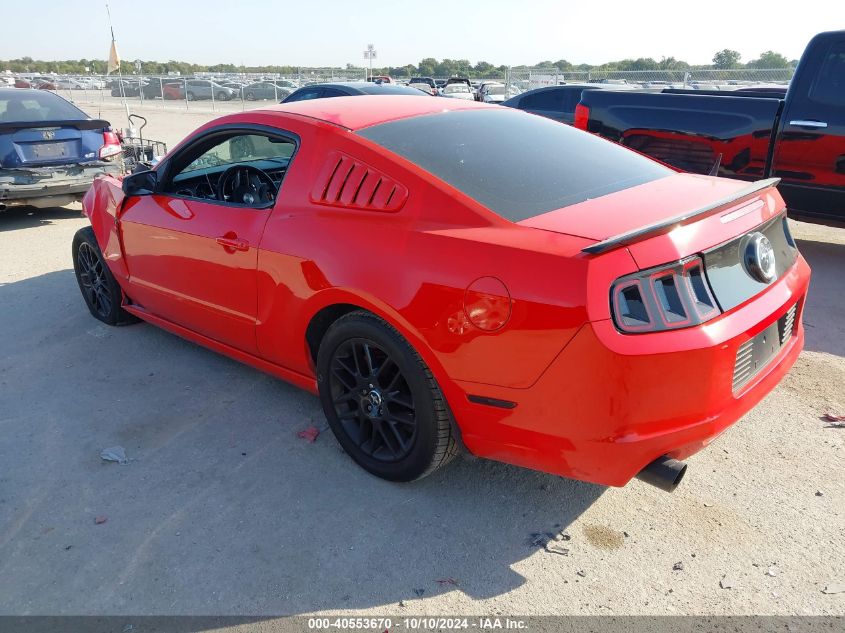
[795,238,845,358]
[0,269,604,615]
[0,205,84,231]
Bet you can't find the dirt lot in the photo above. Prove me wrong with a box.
[0,105,843,616]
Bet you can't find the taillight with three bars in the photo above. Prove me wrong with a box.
[611,256,720,333]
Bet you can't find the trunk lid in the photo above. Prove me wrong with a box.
[519,173,786,268]
[0,119,110,169]
[10,126,84,166]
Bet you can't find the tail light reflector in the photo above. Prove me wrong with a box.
[99,130,122,160]
[574,103,590,130]
[611,256,721,333]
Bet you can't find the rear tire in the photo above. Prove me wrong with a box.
[72,227,139,326]
[317,311,458,482]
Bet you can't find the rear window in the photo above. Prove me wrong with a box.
[519,89,564,110]
[808,41,845,107]
[360,84,429,95]
[520,87,590,113]
[357,108,672,221]
[0,90,87,123]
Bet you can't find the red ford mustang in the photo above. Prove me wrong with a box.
[74,96,810,491]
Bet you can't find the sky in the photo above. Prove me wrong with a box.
[0,0,842,68]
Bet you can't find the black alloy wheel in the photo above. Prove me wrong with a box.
[317,311,458,481]
[329,338,417,463]
[72,226,139,326]
[76,242,112,319]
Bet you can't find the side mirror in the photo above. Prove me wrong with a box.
[122,169,157,196]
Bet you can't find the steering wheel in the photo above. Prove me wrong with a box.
[217,164,276,206]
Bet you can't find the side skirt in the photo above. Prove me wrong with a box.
[122,304,318,395]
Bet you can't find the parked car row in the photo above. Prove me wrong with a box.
[4,74,303,102]
[398,76,521,102]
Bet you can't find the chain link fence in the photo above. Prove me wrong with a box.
[500,67,793,92]
[20,66,793,126]
[39,67,369,116]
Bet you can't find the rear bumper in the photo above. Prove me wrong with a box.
[0,162,122,208]
[452,255,811,487]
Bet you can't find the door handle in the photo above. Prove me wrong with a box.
[216,235,249,251]
[789,119,828,129]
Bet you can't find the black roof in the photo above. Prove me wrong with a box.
[293,82,426,96]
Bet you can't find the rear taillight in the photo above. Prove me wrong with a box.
[99,130,122,160]
[611,257,720,333]
[574,103,590,130]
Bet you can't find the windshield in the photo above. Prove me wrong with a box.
[0,90,87,123]
[357,109,672,222]
[444,84,469,94]
[181,133,294,174]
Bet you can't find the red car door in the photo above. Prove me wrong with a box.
[118,129,297,354]
[119,194,268,353]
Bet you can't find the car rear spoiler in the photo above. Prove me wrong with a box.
[0,119,111,132]
[581,177,781,255]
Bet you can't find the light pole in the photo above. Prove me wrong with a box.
[363,44,376,80]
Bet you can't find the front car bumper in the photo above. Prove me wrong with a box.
[0,161,122,209]
[452,255,811,487]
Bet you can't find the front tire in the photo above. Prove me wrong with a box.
[317,312,458,481]
[72,227,138,326]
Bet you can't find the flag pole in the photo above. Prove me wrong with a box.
[106,3,131,129]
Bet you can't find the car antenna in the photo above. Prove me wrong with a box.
[708,153,723,177]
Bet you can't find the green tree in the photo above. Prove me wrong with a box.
[417,57,437,76]
[712,49,741,69]
[748,51,790,68]
[658,56,689,70]
[617,57,659,71]
[473,60,494,75]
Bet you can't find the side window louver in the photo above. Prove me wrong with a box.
[310,151,408,212]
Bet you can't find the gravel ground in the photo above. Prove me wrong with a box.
[0,106,842,616]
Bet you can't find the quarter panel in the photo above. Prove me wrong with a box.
[255,126,593,389]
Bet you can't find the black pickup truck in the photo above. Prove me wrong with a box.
[575,30,845,224]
